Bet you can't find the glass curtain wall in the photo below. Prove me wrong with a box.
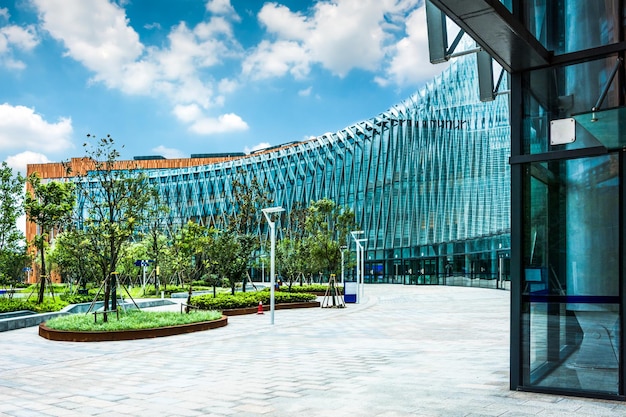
[514,0,625,398]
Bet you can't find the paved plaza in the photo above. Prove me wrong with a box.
[1,285,626,416]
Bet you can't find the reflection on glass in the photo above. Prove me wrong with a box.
[522,155,620,395]
[523,57,619,155]
[524,1,619,54]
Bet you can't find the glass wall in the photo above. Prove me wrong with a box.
[521,155,620,395]
[515,0,626,400]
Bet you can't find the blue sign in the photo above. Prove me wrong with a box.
[134,260,154,267]
[22,267,32,272]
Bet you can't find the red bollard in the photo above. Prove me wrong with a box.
[257,301,264,314]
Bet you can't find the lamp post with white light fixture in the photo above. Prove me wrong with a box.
[262,206,285,325]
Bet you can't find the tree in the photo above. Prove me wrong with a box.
[47,229,100,291]
[140,192,171,290]
[73,135,153,319]
[211,230,256,295]
[0,162,25,252]
[223,170,273,292]
[24,174,75,303]
[171,220,215,309]
[0,162,28,287]
[304,198,356,281]
[276,237,308,289]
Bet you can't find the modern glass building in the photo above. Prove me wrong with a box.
[137,51,511,288]
[428,0,626,401]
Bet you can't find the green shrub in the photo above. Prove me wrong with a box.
[281,284,343,293]
[191,290,316,310]
[60,292,102,304]
[0,298,69,313]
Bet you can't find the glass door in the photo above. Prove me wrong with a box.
[521,154,621,396]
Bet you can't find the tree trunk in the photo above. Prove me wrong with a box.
[103,275,110,323]
[37,242,46,304]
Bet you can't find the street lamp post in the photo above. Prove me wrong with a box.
[351,231,364,303]
[356,238,367,301]
[262,206,285,325]
[340,245,347,285]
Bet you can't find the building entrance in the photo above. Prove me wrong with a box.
[417,258,438,285]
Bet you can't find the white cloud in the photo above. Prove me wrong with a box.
[32,0,143,85]
[0,8,9,20]
[5,151,50,175]
[173,104,203,123]
[0,104,73,153]
[189,113,248,135]
[378,5,450,87]
[206,0,240,21]
[0,19,39,69]
[244,142,271,154]
[218,78,238,95]
[32,0,247,136]
[298,86,312,97]
[242,39,310,80]
[245,0,423,81]
[144,22,161,30]
[151,145,186,159]
[257,3,310,41]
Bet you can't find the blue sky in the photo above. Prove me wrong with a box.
[0,0,449,174]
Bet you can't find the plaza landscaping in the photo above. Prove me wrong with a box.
[1,284,327,340]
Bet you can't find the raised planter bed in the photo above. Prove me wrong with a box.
[38,315,228,342]
[222,301,321,316]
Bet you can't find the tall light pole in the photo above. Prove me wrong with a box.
[262,206,285,325]
[356,238,367,301]
[351,231,364,303]
[340,245,347,285]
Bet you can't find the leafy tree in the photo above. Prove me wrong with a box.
[304,198,356,281]
[47,229,100,291]
[73,135,153,319]
[141,193,171,290]
[276,237,308,289]
[0,162,28,286]
[171,220,215,308]
[0,247,31,289]
[277,202,310,287]
[0,162,25,252]
[24,174,76,303]
[223,170,273,292]
[211,230,256,295]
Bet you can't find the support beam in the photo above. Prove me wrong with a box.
[428,0,551,72]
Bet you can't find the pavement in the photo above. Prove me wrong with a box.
[1,285,626,416]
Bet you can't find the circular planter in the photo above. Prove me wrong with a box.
[38,315,228,342]
[222,301,321,316]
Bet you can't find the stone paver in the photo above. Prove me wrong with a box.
[1,285,626,416]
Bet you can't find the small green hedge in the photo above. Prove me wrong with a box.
[0,298,69,314]
[280,284,343,293]
[191,290,316,311]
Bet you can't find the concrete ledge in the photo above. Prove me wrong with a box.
[38,315,228,342]
[222,301,321,316]
[0,311,68,332]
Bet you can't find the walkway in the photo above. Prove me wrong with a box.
[1,285,625,416]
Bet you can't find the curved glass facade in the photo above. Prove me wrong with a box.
[137,52,511,286]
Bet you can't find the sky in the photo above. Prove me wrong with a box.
[0,0,450,174]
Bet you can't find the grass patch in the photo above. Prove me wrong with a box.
[44,309,222,332]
